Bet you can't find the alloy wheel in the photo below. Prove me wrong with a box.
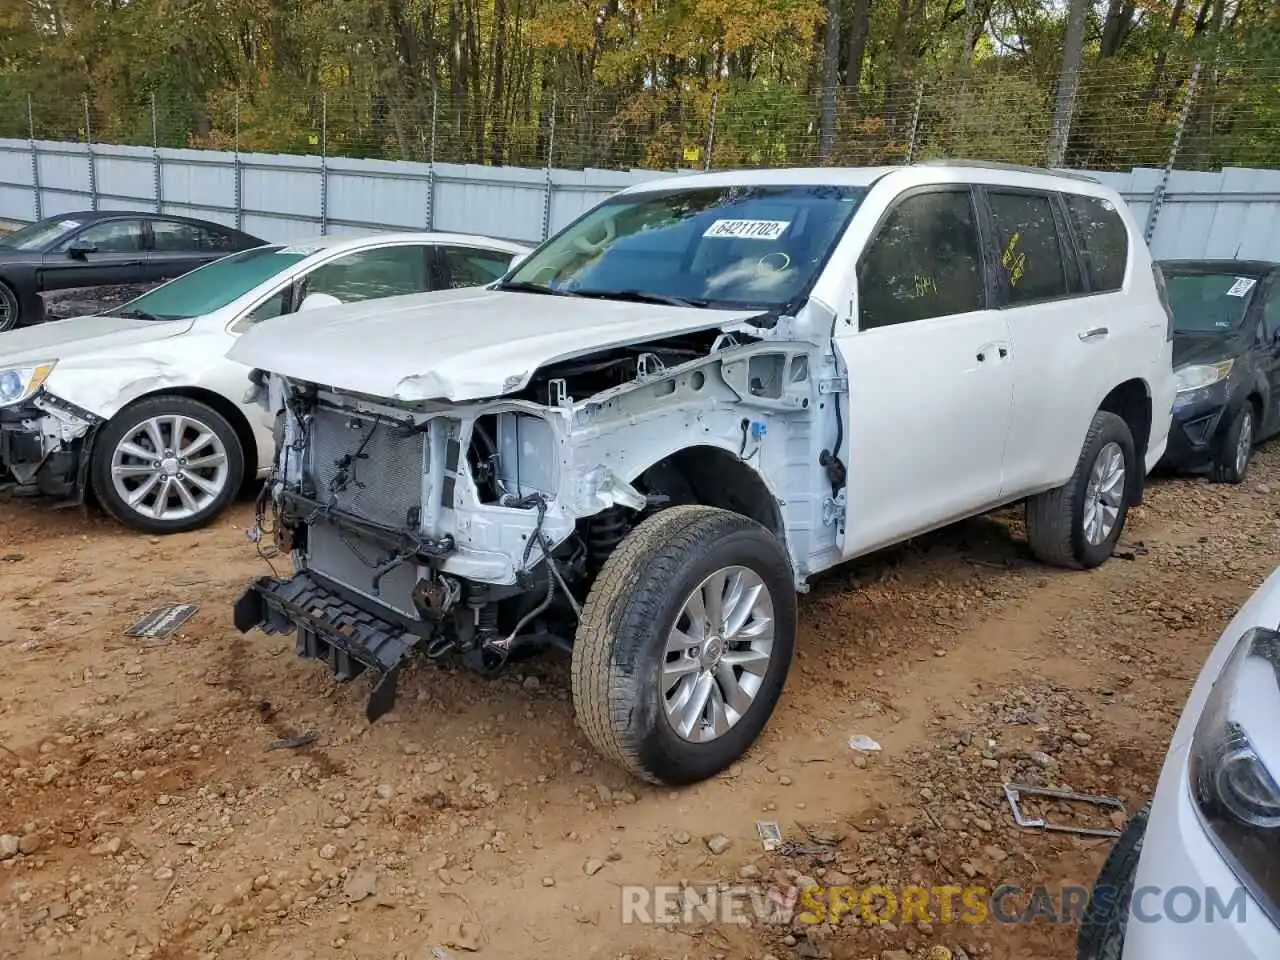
[662,565,776,743]
[110,413,230,522]
[1083,441,1126,546]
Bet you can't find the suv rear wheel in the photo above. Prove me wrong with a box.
[572,505,796,785]
[1026,411,1135,569]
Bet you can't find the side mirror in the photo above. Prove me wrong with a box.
[67,239,97,260]
[298,292,342,312]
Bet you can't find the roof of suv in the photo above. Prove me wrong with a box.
[619,159,1111,198]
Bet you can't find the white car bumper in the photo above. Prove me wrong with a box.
[1123,567,1280,960]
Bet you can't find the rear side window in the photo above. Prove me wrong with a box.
[858,190,985,330]
[985,191,1069,303]
[1064,195,1128,292]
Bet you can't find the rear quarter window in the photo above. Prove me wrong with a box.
[1063,194,1128,293]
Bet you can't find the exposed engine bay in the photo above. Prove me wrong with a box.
[235,326,828,723]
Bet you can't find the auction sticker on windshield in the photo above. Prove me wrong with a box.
[704,219,791,240]
[1226,277,1257,297]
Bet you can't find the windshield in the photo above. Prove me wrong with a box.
[105,246,305,320]
[1163,271,1260,334]
[502,184,867,310]
[0,216,80,252]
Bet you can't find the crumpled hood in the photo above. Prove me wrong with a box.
[228,288,761,402]
[0,314,195,366]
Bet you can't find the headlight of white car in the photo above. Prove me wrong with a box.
[1188,626,1280,924]
[1174,359,1234,394]
[0,361,57,407]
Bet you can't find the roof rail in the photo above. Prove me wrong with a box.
[912,158,1101,184]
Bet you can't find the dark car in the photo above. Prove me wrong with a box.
[0,212,264,332]
[1158,259,1280,483]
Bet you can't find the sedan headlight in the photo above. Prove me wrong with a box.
[1189,626,1280,926]
[1175,359,1234,394]
[0,361,57,407]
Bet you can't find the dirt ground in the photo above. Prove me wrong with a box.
[2,446,1278,960]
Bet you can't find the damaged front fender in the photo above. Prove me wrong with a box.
[0,392,102,503]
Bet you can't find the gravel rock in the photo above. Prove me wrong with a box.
[0,835,19,860]
[583,858,605,876]
[706,834,732,855]
[318,844,338,861]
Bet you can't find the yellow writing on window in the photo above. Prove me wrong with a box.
[913,274,937,298]
[1002,232,1027,286]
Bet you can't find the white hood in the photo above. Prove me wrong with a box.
[228,288,761,402]
[0,314,194,365]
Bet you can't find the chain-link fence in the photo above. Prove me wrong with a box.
[0,57,1275,173]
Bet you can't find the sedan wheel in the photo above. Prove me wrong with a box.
[0,283,20,334]
[92,396,244,534]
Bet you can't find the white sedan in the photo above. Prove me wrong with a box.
[0,231,529,533]
[1078,566,1280,959]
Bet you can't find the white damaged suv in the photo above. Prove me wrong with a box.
[230,162,1176,785]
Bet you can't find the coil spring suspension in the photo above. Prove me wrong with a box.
[467,584,498,643]
[586,507,630,569]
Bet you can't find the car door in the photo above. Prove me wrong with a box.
[38,218,148,292]
[835,185,1015,558]
[147,219,241,283]
[980,187,1113,498]
[1260,275,1280,437]
[435,245,521,289]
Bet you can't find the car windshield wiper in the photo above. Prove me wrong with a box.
[113,309,167,321]
[495,280,581,297]
[574,289,709,309]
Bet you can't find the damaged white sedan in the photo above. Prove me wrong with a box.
[231,163,1173,785]
[0,232,527,533]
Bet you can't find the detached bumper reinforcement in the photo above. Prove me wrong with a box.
[233,573,417,722]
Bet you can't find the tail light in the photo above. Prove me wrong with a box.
[1151,262,1175,342]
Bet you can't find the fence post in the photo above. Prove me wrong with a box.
[905,80,925,164]
[704,93,719,172]
[1144,62,1201,246]
[151,93,163,213]
[27,95,42,221]
[233,93,244,232]
[540,93,557,241]
[319,93,329,235]
[425,88,438,230]
[83,94,98,211]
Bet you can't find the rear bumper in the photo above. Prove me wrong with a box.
[233,571,422,722]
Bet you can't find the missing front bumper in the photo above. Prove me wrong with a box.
[233,572,423,722]
[0,395,101,504]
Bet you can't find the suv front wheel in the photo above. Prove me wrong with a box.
[1026,411,1136,569]
[572,505,797,785]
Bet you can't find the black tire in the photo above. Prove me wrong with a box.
[572,505,797,786]
[91,395,244,535]
[1211,404,1253,484]
[1077,805,1149,960]
[1026,411,1136,570]
[0,281,20,333]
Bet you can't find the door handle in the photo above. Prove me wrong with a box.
[1078,326,1109,342]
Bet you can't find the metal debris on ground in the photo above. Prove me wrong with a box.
[126,603,198,640]
[756,820,783,852]
[268,732,319,750]
[848,734,882,752]
[1003,783,1126,838]
[1114,541,1149,561]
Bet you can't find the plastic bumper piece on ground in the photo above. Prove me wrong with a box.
[233,572,419,723]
